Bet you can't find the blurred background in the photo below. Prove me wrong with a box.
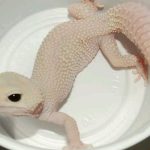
[0,137,150,150]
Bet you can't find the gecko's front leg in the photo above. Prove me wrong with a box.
[39,108,93,150]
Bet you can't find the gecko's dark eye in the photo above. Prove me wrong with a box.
[8,94,22,102]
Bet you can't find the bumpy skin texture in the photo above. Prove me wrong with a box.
[0,0,149,150]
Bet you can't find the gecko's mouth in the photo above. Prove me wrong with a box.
[0,106,32,116]
[0,102,44,117]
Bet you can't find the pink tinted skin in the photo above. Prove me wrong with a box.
[32,1,148,150]
[0,1,149,150]
[33,1,147,150]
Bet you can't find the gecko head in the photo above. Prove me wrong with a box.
[0,72,43,117]
[68,0,104,19]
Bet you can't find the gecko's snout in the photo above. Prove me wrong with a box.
[0,72,43,117]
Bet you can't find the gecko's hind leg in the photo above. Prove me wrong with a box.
[100,34,147,81]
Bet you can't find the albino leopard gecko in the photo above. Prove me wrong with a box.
[0,0,149,150]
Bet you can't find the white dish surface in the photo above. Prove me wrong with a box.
[0,8,146,149]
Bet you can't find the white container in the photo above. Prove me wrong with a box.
[0,0,150,150]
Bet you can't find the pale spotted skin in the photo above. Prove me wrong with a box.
[0,1,149,150]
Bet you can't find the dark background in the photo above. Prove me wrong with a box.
[0,137,150,150]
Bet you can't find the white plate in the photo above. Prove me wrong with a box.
[0,8,146,150]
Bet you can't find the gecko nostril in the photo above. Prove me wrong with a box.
[8,94,22,102]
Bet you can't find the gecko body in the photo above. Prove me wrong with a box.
[0,1,149,150]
